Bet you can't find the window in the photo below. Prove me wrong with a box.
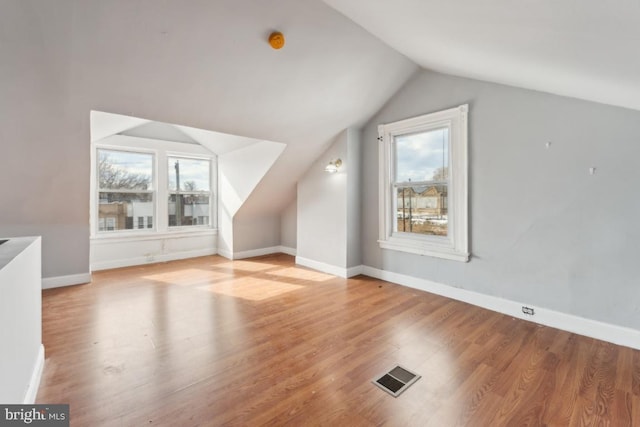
[97,149,154,233]
[168,157,211,227]
[92,138,216,239]
[378,104,469,262]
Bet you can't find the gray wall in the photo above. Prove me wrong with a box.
[280,200,297,250]
[0,1,89,278]
[297,128,362,270]
[233,214,281,253]
[346,128,362,268]
[0,0,415,279]
[297,131,348,268]
[362,69,640,330]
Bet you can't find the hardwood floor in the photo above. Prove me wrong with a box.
[36,254,640,426]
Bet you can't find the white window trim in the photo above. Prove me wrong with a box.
[90,135,217,239]
[166,154,214,230]
[92,145,157,237]
[378,104,469,262]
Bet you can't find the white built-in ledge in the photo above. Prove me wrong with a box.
[0,236,44,403]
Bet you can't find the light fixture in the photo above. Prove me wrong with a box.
[325,158,342,173]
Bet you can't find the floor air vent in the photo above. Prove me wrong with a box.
[372,365,421,397]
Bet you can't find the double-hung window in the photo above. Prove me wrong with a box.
[97,149,154,233]
[378,104,469,262]
[168,157,211,227]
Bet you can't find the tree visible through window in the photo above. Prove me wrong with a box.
[97,149,154,233]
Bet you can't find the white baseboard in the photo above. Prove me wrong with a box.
[235,245,297,259]
[278,246,297,256]
[294,257,363,278]
[347,265,364,277]
[295,256,347,278]
[219,246,297,260]
[234,246,284,259]
[91,248,217,271]
[361,266,640,350]
[42,273,91,289]
[217,248,232,260]
[23,344,44,404]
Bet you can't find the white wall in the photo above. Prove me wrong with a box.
[361,69,640,331]
[91,231,218,271]
[0,237,43,403]
[218,141,286,257]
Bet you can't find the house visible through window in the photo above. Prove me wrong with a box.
[97,149,154,233]
[93,143,216,237]
[378,104,469,262]
[395,127,449,236]
[168,157,211,227]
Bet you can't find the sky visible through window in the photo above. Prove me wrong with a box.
[98,149,153,190]
[168,157,210,192]
[395,128,448,183]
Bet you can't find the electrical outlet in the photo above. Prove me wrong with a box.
[522,306,535,315]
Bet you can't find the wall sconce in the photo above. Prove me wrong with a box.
[324,159,342,173]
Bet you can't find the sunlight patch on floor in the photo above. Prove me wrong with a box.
[198,277,303,301]
[212,261,280,273]
[267,267,335,282]
[143,268,231,286]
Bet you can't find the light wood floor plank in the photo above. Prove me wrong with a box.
[36,254,640,426]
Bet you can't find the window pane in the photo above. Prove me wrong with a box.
[395,128,448,183]
[168,158,210,191]
[98,192,153,232]
[168,194,210,227]
[98,150,153,190]
[396,185,448,236]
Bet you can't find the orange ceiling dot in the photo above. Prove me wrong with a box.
[268,32,285,50]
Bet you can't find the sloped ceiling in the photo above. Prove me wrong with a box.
[324,0,640,111]
[53,0,418,218]
[119,121,199,145]
[90,112,151,143]
[91,111,261,155]
[91,110,288,234]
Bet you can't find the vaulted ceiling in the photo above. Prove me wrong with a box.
[324,0,640,111]
[57,0,417,218]
[6,0,637,228]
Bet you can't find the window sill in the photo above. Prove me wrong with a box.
[378,237,469,262]
[91,228,218,244]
